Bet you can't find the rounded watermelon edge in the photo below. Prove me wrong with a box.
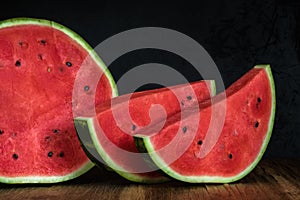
[0,17,118,184]
[134,64,276,183]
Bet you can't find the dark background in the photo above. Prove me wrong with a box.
[1,0,299,158]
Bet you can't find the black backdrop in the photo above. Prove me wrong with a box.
[1,0,299,158]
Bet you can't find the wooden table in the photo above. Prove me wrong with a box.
[0,159,299,200]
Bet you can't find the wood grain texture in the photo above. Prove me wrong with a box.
[0,159,299,200]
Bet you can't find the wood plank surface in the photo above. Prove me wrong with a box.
[0,159,299,200]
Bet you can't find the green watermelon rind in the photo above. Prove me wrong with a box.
[0,18,118,183]
[75,80,216,183]
[0,161,95,184]
[75,118,170,184]
[135,64,276,183]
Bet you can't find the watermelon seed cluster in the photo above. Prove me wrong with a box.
[47,151,64,158]
[0,129,19,160]
[256,97,262,109]
[254,97,261,128]
[45,129,66,159]
[180,95,194,106]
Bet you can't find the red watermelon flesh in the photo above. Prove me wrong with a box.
[134,65,275,183]
[0,18,116,183]
[75,80,215,183]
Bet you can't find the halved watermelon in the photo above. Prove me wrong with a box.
[0,18,117,183]
[75,80,215,183]
[134,65,275,183]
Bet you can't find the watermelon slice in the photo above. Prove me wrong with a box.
[0,18,117,183]
[134,65,275,183]
[75,80,215,183]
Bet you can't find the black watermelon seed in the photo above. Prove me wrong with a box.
[40,40,47,45]
[0,130,3,135]
[186,96,192,100]
[45,136,51,141]
[15,60,21,67]
[59,152,64,157]
[181,101,185,106]
[38,54,43,60]
[228,153,233,159]
[65,61,72,67]
[197,140,203,145]
[12,153,18,160]
[84,85,90,91]
[254,121,259,128]
[257,97,261,103]
[182,126,187,133]
[18,41,28,49]
[52,129,60,134]
[48,151,53,157]
[132,124,136,131]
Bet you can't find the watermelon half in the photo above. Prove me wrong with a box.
[134,65,276,183]
[0,18,117,183]
[75,80,215,183]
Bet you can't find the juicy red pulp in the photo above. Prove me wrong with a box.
[148,68,273,177]
[0,24,112,177]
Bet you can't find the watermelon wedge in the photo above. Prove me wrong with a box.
[0,18,117,183]
[75,80,215,183]
[134,65,276,183]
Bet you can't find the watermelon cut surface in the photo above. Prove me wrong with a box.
[0,18,117,183]
[134,65,276,183]
[75,80,215,183]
